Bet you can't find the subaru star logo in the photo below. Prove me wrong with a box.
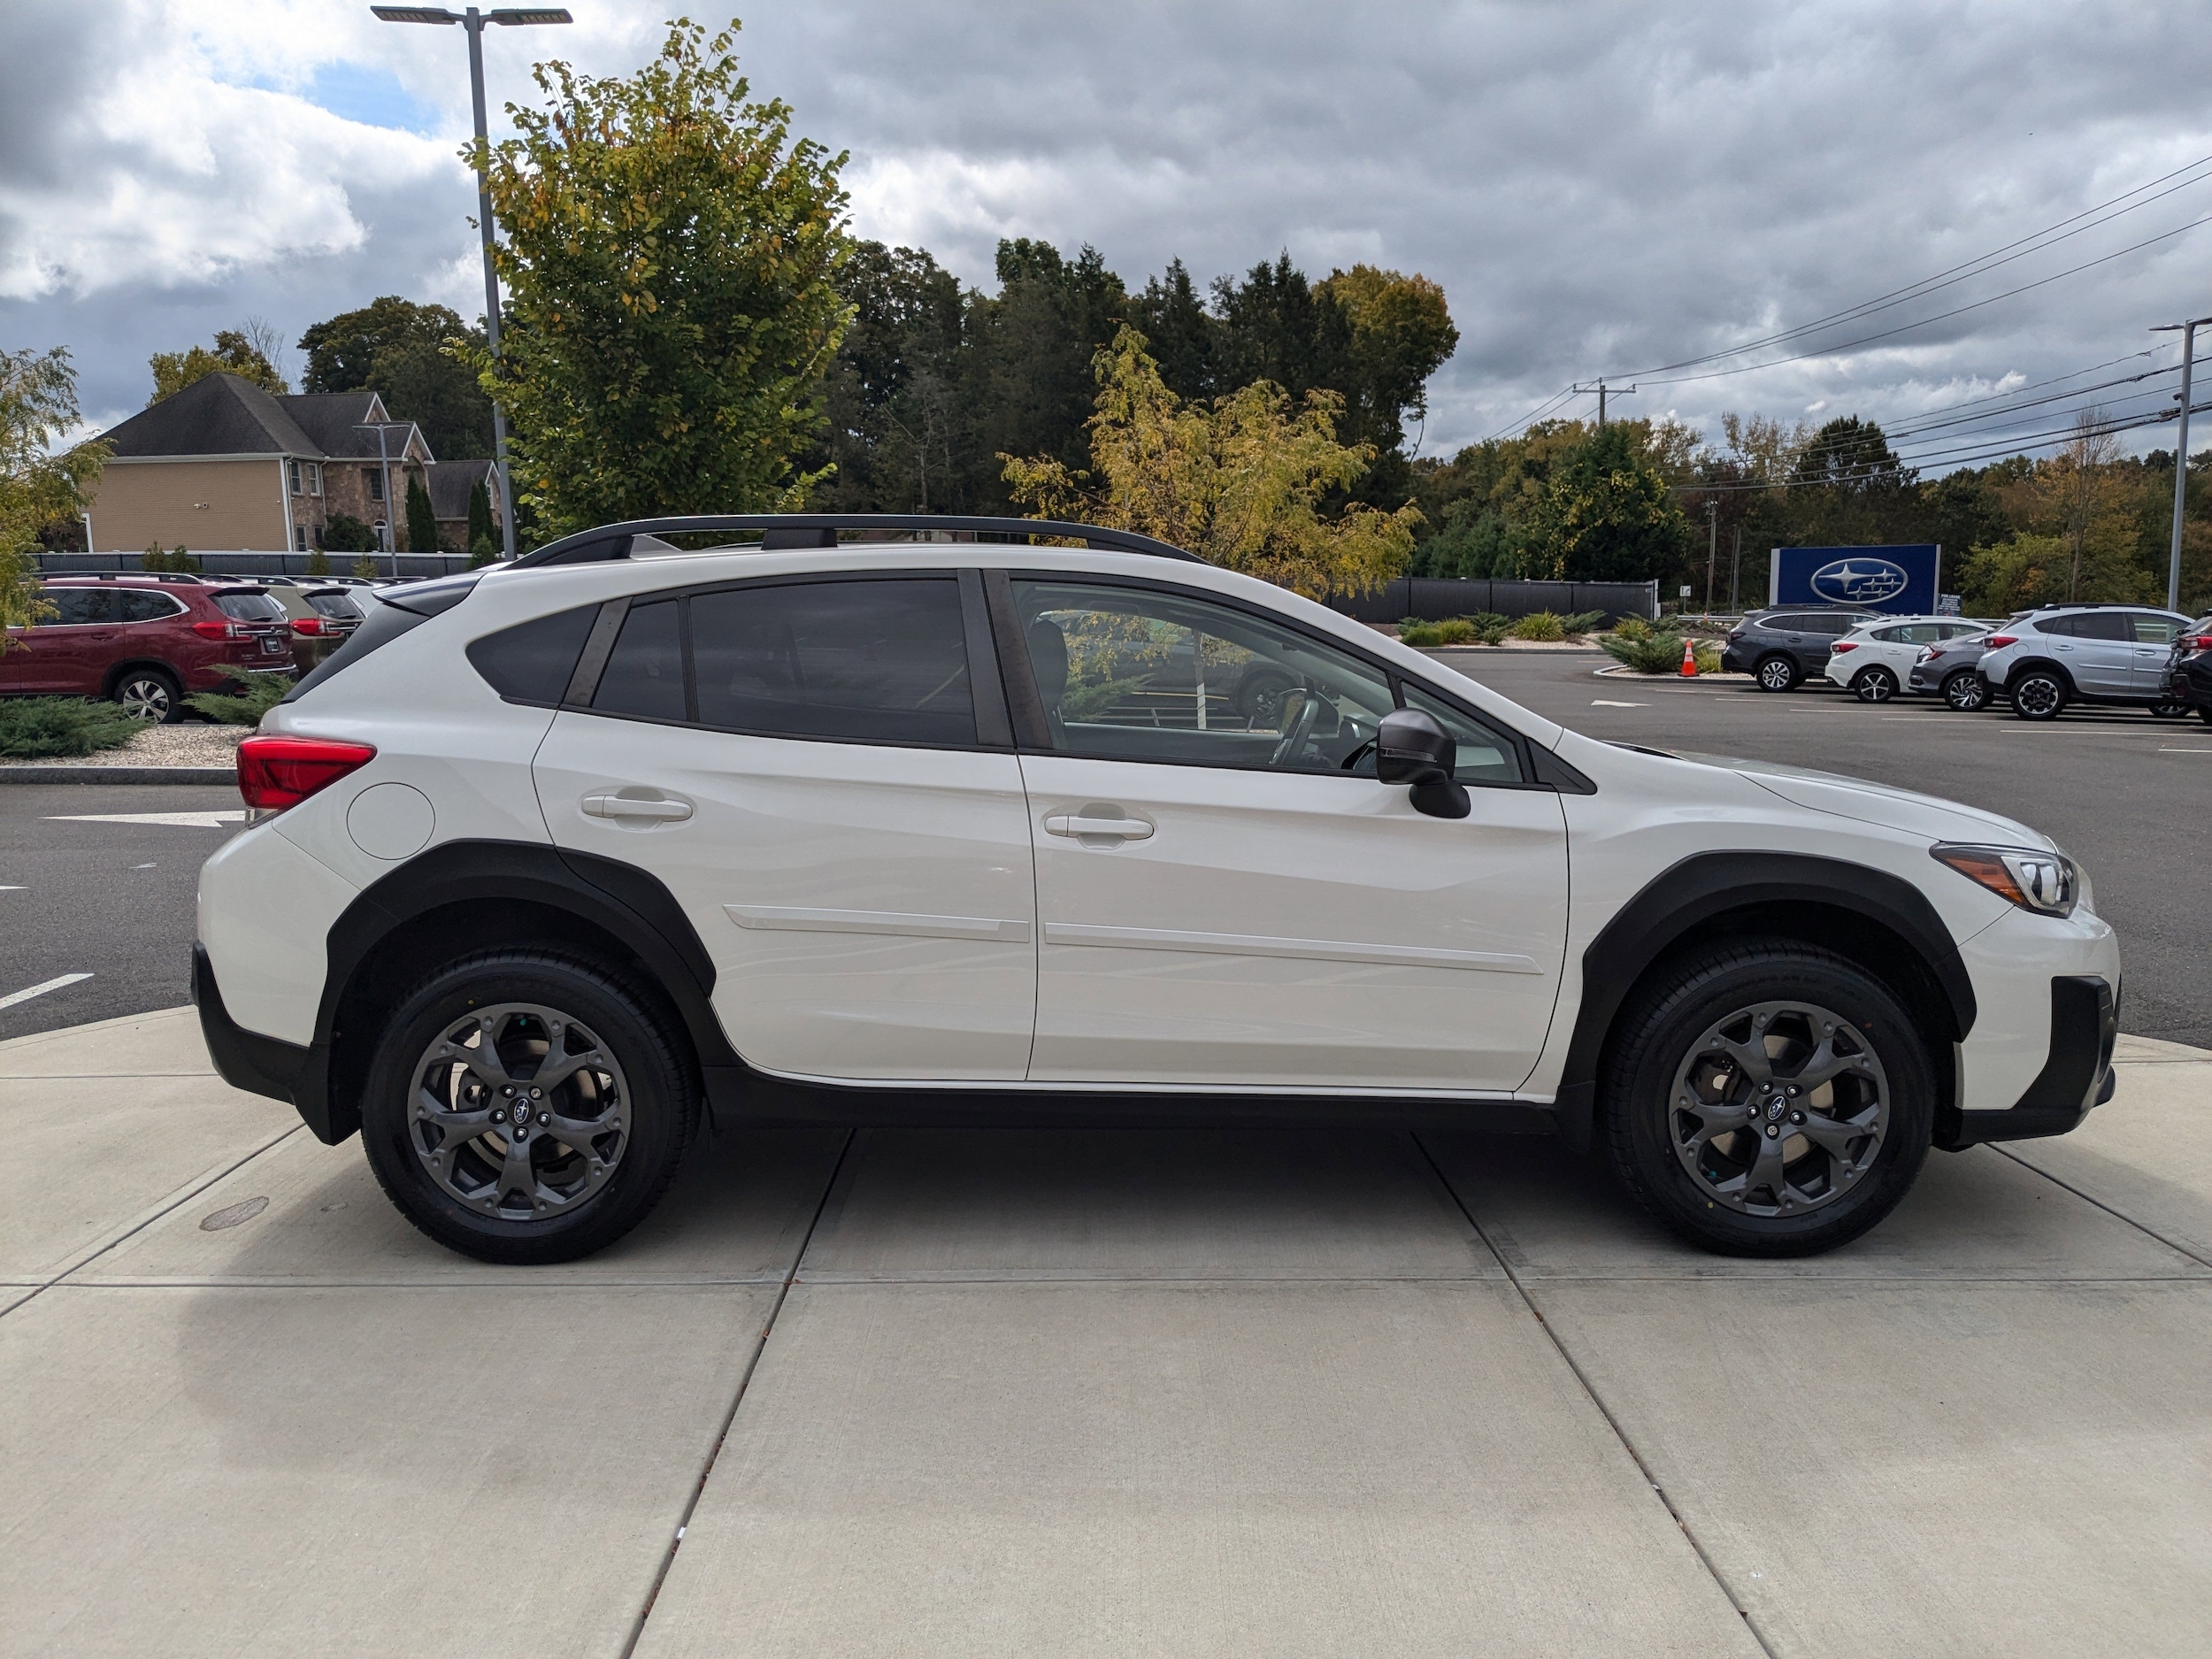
[1810,557,1909,604]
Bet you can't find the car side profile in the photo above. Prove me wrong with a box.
[1977,603,2195,721]
[1824,615,1990,703]
[194,516,2121,1264]
[1720,607,1882,691]
[0,575,293,719]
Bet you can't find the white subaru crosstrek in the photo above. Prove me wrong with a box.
[1824,616,1991,704]
[195,515,2121,1263]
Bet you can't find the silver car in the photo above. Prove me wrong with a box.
[1976,604,2196,721]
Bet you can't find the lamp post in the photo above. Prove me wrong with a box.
[370,5,571,563]
[354,421,413,578]
[2152,316,2212,614]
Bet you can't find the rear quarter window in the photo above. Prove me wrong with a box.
[465,603,600,705]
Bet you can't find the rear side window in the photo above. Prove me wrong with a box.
[594,599,687,722]
[117,590,182,622]
[690,579,975,746]
[466,603,597,705]
[213,591,284,623]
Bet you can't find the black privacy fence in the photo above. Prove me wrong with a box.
[1326,577,1661,625]
[36,551,476,580]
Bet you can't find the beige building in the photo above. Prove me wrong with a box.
[86,373,488,557]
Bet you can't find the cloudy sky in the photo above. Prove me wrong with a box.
[8,0,2212,472]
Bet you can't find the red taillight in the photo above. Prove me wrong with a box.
[192,619,247,640]
[1831,641,1858,653]
[236,735,376,812]
[2190,634,2212,651]
[291,617,325,636]
[1985,634,2016,649]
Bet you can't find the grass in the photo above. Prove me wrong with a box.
[1509,611,1566,641]
[184,670,291,726]
[0,697,145,759]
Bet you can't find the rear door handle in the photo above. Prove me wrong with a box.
[583,793,693,822]
[1045,814,1154,841]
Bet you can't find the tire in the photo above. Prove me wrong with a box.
[111,667,182,724]
[1940,670,1989,712]
[2200,705,2212,726]
[2009,669,2067,721]
[1754,655,1800,693]
[1852,665,1898,703]
[359,949,699,1263]
[2149,700,2188,719]
[1600,940,1935,1256]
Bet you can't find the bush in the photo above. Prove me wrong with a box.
[1601,631,1690,673]
[1695,641,1724,674]
[323,511,378,553]
[304,548,330,578]
[1509,610,1566,641]
[1561,609,1609,636]
[1613,614,1653,641]
[184,668,291,726]
[1432,618,1477,644]
[352,556,379,580]
[0,696,143,758]
[468,533,498,569]
[139,543,199,574]
[1399,621,1446,646]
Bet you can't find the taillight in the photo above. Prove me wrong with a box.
[291,618,326,636]
[192,619,248,640]
[1985,634,2016,649]
[2190,634,2212,651]
[236,735,376,812]
[1831,641,1857,653]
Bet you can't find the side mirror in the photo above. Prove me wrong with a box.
[1375,708,1471,819]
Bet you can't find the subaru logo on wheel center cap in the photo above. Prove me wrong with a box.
[1767,1096,1788,1121]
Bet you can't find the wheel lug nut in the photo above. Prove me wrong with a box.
[503,1087,514,1097]
[490,1108,506,1123]
[537,1110,550,1125]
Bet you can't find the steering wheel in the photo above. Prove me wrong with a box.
[1269,691,1324,767]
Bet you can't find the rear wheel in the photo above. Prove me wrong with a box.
[359,950,698,1263]
[1601,941,1934,1256]
[1940,670,1989,712]
[1852,665,1898,703]
[2009,669,2067,721]
[2150,699,2188,718]
[111,667,181,723]
[1755,655,1800,693]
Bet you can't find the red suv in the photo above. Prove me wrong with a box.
[0,576,294,721]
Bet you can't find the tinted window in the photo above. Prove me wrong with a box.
[593,599,687,722]
[691,579,975,745]
[305,592,361,619]
[1756,614,1802,631]
[1939,622,1987,639]
[1802,613,1857,635]
[42,588,114,626]
[1010,579,1395,773]
[2032,614,2074,636]
[213,591,285,623]
[117,589,182,622]
[2131,614,2182,643]
[467,603,598,705]
[2071,611,2130,641]
[1398,685,1525,785]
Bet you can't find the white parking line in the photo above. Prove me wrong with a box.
[2159,747,2212,754]
[0,973,91,1011]
[44,811,244,829]
[1590,699,1647,707]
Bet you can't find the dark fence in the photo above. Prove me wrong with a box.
[1329,577,1659,625]
[34,550,478,580]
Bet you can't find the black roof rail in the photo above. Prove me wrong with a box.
[511,513,1204,570]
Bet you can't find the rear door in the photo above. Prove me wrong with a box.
[533,570,1039,1083]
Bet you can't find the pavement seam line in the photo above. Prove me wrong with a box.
[618,1126,856,1659]
[1989,1143,2212,1269]
[1410,1133,1781,1659]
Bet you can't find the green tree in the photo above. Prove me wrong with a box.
[1523,422,1691,581]
[322,511,378,553]
[298,297,495,459]
[147,329,288,403]
[1003,326,1418,599]
[468,17,853,538]
[304,547,331,577]
[466,478,496,552]
[139,543,198,573]
[403,474,439,551]
[2,347,107,641]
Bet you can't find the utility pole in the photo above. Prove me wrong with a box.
[1571,379,1636,428]
[372,5,572,563]
[1729,524,1742,614]
[1703,499,1717,618]
[2152,316,2212,613]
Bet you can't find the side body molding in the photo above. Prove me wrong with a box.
[1548,850,1978,1152]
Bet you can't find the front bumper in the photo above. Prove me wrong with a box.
[1939,975,2117,1148]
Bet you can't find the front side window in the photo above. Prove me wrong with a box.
[1396,685,1525,785]
[2131,614,2181,644]
[1009,579,1396,773]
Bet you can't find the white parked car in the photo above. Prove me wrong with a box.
[195,516,2122,1263]
[1824,616,1991,703]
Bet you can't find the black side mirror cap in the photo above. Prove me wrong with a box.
[1377,708,1471,818]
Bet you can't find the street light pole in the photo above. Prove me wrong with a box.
[2152,317,2212,614]
[371,6,571,563]
[355,421,411,578]
[1703,498,1717,618]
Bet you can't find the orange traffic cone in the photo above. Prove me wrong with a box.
[1680,637,1697,677]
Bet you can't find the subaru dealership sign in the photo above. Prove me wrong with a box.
[1768,545,1940,615]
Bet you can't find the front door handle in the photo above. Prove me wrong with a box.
[583,793,693,822]
[1044,813,1154,841]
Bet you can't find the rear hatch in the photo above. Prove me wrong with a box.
[209,588,294,663]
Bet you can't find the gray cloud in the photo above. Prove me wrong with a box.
[7,0,2211,467]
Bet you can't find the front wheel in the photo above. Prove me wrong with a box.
[2149,699,2188,719]
[359,950,698,1263]
[1601,941,1934,1256]
[2009,669,2067,720]
[1941,670,1989,712]
[1852,665,1898,703]
[1755,655,1800,693]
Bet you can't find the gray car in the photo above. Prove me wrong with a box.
[1975,604,2196,721]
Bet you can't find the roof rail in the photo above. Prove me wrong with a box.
[511,513,1204,570]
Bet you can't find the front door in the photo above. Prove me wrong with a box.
[2129,612,2185,694]
[534,572,1037,1083]
[1003,576,1569,1094]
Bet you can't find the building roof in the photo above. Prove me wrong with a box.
[424,458,497,521]
[101,373,435,465]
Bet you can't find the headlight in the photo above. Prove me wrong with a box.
[1931,843,2078,917]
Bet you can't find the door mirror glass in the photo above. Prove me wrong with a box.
[1376,708,1471,818]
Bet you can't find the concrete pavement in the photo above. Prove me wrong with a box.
[2,1009,2208,1655]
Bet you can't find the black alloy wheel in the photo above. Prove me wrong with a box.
[2149,700,2189,719]
[359,949,698,1263]
[1755,655,1800,693]
[2009,669,2067,721]
[1601,940,1935,1256]
[1852,666,1899,703]
[1941,670,1990,712]
[112,667,181,723]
